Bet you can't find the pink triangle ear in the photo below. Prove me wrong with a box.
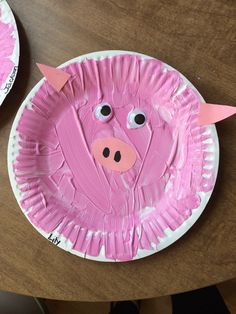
[36,63,71,92]
[198,103,236,125]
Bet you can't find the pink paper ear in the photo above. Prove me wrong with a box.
[198,103,236,125]
[37,63,71,92]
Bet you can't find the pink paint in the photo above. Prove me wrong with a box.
[14,54,216,261]
[91,137,137,172]
[0,8,15,88]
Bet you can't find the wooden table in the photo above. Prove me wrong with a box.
[0,0,235,302]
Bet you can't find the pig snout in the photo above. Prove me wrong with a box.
[91,137,137,172]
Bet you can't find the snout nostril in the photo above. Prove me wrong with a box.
[114,151,121,163]
[103,147,110,158]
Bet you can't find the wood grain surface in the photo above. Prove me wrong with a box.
[0,0,235,302]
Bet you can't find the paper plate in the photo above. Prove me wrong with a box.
[8,51,219,262]
[0,0,19,106]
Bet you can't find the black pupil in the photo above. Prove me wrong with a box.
[101,105,111,116]
[134,113,145,125]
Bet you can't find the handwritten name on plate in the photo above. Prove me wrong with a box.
[48,233,61,246]
[3,66,18,95]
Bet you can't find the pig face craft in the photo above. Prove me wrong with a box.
[11,53,217,261]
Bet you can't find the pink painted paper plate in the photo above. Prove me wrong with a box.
[0,0,19,106]
[8,51,219,262]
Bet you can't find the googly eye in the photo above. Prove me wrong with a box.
[94,103,113,122]
[127,109,146,129]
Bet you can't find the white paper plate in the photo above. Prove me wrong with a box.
[8,51,219,262]
[0,0,19,106]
